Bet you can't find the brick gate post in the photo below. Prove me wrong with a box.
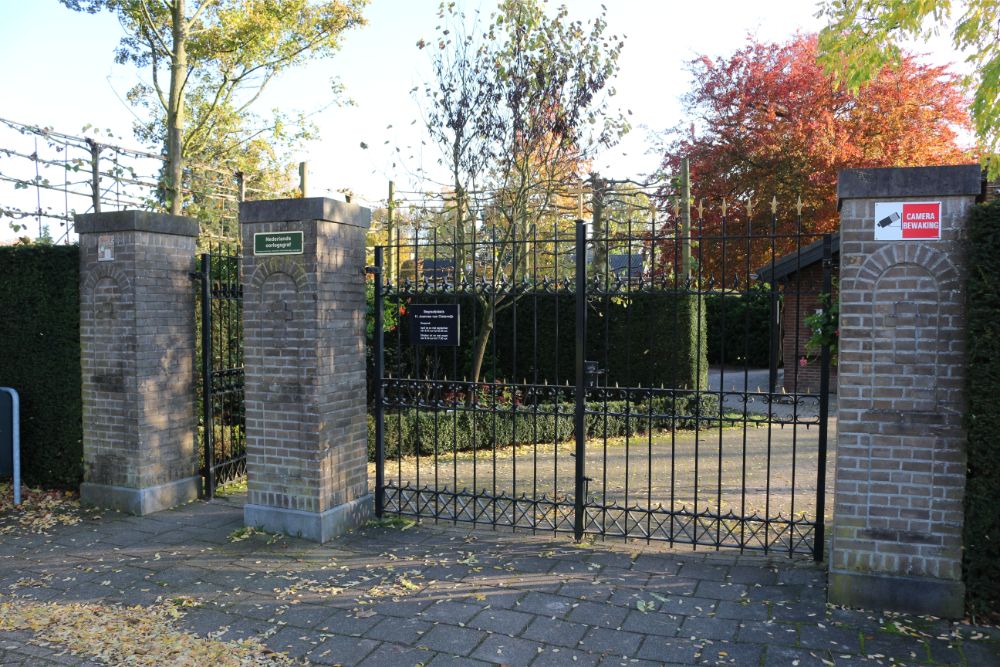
[240,198,372,543]
[76,211,201,514]
[830,165,981,617]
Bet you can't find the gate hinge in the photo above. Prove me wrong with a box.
[365,265,381,276]
[188,270,203,281]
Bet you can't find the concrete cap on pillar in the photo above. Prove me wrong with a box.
[75,210,200,237]
[837,164,983,209]
[239,197,371,229]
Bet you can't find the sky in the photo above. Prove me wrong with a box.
[0,0,969,242]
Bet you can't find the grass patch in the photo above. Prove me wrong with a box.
[214,477,248,497]
[366,516,416,530]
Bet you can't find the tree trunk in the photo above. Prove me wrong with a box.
[454,182,466,285]
[167,0,187,215]
[469,304,495,400]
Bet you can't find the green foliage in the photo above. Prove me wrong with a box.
[0,246,82,488]
[964,198,1000,619]
[816,0,996,175]
[367,393,720,462]
[705,286,774,368]
[804,278,839,366]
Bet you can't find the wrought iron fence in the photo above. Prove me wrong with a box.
[194,242,246,496]
[369,181,834,558]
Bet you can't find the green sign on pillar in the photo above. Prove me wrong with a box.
[253,231,304,255]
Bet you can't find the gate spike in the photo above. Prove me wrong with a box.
[696,198,704,220]
[672,197,680,217]
[771,195,778,215]
[746,197,753,218]
[720,198,727,217]
[795,195,803,216]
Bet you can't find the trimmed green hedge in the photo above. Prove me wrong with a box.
[367,393,720,460]
[705,286,774,368]
[368,290,709,405]
[964,199,1000,619]
[0,245,82,488]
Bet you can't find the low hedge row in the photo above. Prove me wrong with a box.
[367,394,720,460]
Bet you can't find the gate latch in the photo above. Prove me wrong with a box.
[583,361,605,388]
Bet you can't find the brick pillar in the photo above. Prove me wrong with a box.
[76,211,201,514]
[240,198,372,543]
[829,165,981,617]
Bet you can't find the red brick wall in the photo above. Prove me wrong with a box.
[780,261,838,394]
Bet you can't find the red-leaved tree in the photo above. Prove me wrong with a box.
[659,33,972,282]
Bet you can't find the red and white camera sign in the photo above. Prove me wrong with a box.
[874,201,941,240]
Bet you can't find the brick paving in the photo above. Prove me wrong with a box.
[0,500,997,666]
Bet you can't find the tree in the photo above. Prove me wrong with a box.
[659,33,970,279]
[421,0,626,387]
[60,0,367,214]
[816,0,998,175]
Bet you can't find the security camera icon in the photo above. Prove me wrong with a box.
[877,211,900,228]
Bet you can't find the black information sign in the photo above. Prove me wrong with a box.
[409,304,460,346]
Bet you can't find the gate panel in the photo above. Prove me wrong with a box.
[196,245,245,497]
[372,189,832,558]
[376,226,582,534]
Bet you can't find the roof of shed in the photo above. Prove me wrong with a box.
[754,233,839,282]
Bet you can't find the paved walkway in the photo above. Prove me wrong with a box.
[0,500,997,666]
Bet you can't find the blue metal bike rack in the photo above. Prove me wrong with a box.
[0,387,21,506]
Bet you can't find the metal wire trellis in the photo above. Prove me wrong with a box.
[0,116,273,242]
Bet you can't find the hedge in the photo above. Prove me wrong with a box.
[963,199,1000,619]
[705,286,774,368]
[0,245,82,488]
[368,290,709,405]
[367,393,720,460]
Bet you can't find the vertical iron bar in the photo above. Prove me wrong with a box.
[814,234,833,561]
[374,247,386,517]
[200,253,215,499]
[574,219,588,541]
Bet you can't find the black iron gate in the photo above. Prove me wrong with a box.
[194,245,246,498]
[371,199,832,559]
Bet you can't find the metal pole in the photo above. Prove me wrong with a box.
[373,247,386,517]
[236,171,246,202]
[87,139,101,214]
[769,291,780,393]
[299,161,309,197]
[387,180,394,285]
[814,234,833,562]
[680,157,691,280]
[200,253,215,499]
[574,219,588,541]
[0,388,20,506]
